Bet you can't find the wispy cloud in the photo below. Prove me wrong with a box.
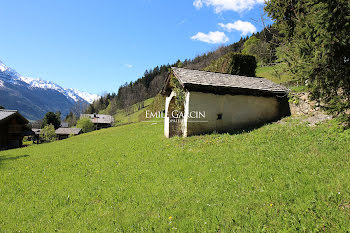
[193,0,265,13]
[191,31,229,44]
[218,20,257,36]
[177,19,186,25]
[193,0,203,9]
[125,64,133,68]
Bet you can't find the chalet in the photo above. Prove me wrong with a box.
[80,114,114,130]
[161,67,290,138]
[55,127,82,140]
[0,109,33,149]
[31,128,42,144]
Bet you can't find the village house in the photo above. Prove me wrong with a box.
[0,109,33,149]
[161,67,290,138]
[55,127,82,140]
[80,114,114,130]
[31,128,42,144]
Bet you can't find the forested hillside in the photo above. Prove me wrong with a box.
[83,0,350,122]
[81,26,279,118]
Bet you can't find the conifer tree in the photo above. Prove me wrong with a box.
[265,0,350,113]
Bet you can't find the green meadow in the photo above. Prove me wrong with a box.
[0,119,349,232]
[256,65,293,85]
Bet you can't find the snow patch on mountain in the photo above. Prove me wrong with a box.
[0,62,7,72]
[20,76,63,90]
[65,88,100,103]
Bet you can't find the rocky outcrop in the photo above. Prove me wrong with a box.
[289,92,321,115]
[289,92,332,126]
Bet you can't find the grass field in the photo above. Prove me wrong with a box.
[113,98,154,126]
[256,65,293,84]
[0,119,349,232]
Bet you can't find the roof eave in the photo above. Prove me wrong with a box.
[183,83,289,97]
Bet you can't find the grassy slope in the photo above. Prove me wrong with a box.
[0,119,349,232]
[256,65,293,84]
[114,98,154,126]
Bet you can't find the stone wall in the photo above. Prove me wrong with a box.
[289,92,321,115]
[289,92,333,126]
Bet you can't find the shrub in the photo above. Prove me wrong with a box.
[76,118,94,133]
[41,124,56,142]
[205,52,257,77]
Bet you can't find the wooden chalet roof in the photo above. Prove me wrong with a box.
[55,127,82,135]
[80,114,114,124]
[162,67,289,97]
[32,128,42,135]
[0,109,29,124]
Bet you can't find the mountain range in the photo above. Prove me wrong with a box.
[0,60,99,120]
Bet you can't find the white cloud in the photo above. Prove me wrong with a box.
[191,31,229,44]
[125,64,133,68]
[218,20,257,35]
[193,0,203,9]
[193,0,265,13]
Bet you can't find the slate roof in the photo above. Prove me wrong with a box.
[55,127,82,135]
[80,114,114,124]
[0,109,29,124]
[32,128,42,135]
[163,67,289,96]
[0,110,17,121]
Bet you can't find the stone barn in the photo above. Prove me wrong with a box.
[0,109,33,149]
[161,67,290,138]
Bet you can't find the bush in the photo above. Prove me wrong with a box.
[242,36,272,66]
[41,124,56,142]
[76,118,94,133]
[204,52,257,77]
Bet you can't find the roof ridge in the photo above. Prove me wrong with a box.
[0,109,18,112]
[172,67,271,80]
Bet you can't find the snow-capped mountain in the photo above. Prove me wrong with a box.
[0,60,100,120]
[65,88,100,104]
[0,61,99,104]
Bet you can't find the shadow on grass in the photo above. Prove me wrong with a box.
[192,118,287,137]
[0,154,29,167]
[209,122,274,136]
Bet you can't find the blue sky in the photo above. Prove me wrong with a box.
[0,0,270,95]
